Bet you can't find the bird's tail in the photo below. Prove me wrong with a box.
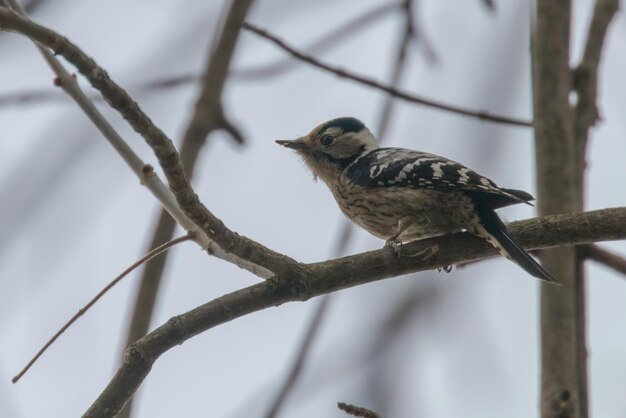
[472,205,558,283]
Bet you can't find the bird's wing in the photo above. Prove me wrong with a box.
[345,148,533,208]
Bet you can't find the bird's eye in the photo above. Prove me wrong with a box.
[320,134,335,146]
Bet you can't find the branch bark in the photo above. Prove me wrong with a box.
[532,2,584,417]
[82,207,626,417]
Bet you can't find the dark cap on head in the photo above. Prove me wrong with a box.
[321,117,365,134]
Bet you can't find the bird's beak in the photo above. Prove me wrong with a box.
[276,137,309,150]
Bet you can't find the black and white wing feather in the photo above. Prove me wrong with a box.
[346,148,533,209]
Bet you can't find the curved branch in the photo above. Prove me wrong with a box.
[0,6,298,279]
[180,0,253,146]
[83,207,626,417]
[242,22,532,127]
[234,2,401,81]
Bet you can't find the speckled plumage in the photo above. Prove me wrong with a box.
[276,117,557,283]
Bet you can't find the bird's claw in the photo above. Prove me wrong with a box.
[437,265,453,273]
[385,238,403,257]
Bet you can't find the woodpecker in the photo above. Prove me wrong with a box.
[276,117,556,283]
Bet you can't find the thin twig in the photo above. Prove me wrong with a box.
[573,0,620,175]
[579,245,626,277]
[242,22,532,127]
[11,234,193,383]
[337,402,382,418]
[83,207,626,417]
[404,0,438,63]
[235,2,401,81]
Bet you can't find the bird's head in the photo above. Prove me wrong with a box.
[276,117,377,183]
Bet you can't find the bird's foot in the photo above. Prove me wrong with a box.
[385,238,403,257]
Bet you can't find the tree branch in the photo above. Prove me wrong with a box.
[0,2,216,259]
[572,0,619,179]
[117,2,254,416]
[532,1,597,416]
[235,2,402,81]
[0,3,402,109]
[241,22,532,128]
[569,6,619,414]
[0,6,299,279]
[11,234,193,384]
[337,402,382,418]
[180,0,253,146]
[579,245,626,277]
[82,207,626,417]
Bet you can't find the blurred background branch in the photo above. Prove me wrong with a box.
[580,245,626,277]
[0,2,402,108]
[242,22,532,127]
[533,0,618,417]
[338,402,382,418]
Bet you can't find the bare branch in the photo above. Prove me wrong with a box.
[242,22,532,127]
[83,207,626,417]
[532,1,592,416]
[573,0,620,171]
[404,0,439,63]
[180,0,253,146]
[235,2,401,81]
[580,245,626,277]
[119,212,177,352]
[337,402,382,418]
[117,3,254,416]
[0,6,298,279]
[11,234,192,383]
[0,3,217,257]
[0,3,402,110]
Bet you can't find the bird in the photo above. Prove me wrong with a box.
[276,116,556,283]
